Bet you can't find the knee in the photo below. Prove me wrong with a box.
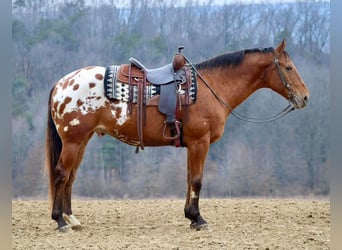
[66,172,76,185]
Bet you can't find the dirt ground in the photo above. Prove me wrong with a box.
[12,198,329,249]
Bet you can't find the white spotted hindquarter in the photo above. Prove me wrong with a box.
[51,66,130,137]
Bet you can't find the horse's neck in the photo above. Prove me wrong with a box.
[199,58,269,110]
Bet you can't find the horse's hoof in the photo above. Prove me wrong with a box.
[63,213,82,230]
[57,224,72,233]
[71,224,82,231]
[190,222,210,231]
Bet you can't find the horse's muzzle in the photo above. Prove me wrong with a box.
[291,94,309,109]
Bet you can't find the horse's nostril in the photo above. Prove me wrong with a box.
[304,95,309,103]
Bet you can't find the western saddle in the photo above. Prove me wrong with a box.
[105,47,195,151]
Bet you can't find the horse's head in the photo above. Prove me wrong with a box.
[266,39,309,109]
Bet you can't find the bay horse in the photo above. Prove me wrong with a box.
[46,40,309,232]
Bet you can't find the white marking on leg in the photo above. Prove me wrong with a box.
[190,190,198,199]
[63,213,82,229]
[68,215,81,227]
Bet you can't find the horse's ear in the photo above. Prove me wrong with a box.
[275,39,286,54]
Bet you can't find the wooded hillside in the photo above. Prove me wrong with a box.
[12,0,330,198]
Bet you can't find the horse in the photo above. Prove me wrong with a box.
[45,40,309,232]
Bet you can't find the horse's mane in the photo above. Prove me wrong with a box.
[195,47,275,70]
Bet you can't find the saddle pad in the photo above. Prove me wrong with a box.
[104,65,197,105]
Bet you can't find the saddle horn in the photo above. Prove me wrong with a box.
[173,46,186,71]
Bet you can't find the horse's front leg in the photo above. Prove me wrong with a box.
[184,141,210,230]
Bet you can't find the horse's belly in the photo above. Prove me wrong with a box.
[100,108,174,147]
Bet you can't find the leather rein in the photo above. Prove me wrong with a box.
[184,54,295,123]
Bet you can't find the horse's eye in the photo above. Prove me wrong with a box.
[285,66,292,72]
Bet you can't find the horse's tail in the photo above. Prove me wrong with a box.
[45,86,62,208]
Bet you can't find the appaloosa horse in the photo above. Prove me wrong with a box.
[46,40,309,232]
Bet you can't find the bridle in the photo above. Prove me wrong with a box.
[273,56,297,109]
[184,53,295,123]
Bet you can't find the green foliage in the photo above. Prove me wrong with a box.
[27,16,81,51]
[148,36,168,61]
[12,19,27,42]
[12,74,30,117]
[113,32,143,61]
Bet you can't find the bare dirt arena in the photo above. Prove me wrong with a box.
[12,198,329,249]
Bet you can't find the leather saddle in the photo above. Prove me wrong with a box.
[117,53,187,85]
[105,47,195,150]
[128,56,186,85]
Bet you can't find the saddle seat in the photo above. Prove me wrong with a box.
[129,53,186,85]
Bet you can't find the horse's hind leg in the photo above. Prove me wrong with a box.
[52,142,83,232]
[62,135,92,230]
[62,167,82,230]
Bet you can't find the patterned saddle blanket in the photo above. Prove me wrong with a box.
[103,64,197,106]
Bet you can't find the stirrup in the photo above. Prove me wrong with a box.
[162,120,182,140]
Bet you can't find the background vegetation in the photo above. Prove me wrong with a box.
[12,0,330,198]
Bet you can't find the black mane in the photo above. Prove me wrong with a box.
[195,47,274,70]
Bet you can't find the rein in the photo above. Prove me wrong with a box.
[184,54,295,123]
